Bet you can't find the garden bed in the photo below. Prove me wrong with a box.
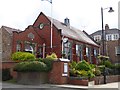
[68,77,89,86]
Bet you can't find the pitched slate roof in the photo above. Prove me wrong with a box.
[48,17,99,47]
[1,26,22,34]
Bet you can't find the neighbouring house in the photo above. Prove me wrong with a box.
[91,24,120,64]
[0,12,99,64]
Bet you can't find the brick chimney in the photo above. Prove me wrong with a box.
[105,24,109,30]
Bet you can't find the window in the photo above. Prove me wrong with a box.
[63,41,72,60]
[76,44,83,61]
[94,35,101,42]
[76,45,79,55]
[16,44,21,51]
[86,47,89,57]
[94,49,97,56]
[106,34,112,41]
[28,33,34,40]
[115,46,120,55]
[113,34,119,40]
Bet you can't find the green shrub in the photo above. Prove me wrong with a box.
[87,70,95,79]
[46,53,57,60]
[13,61,48,72]
[93,67,101,76]
[112,64,120,69]
[69,60,96,79]
[76,60,91,71]
[98,55,109,61]
[2,68,12,81]
[39,58,53,71]
[97,65,104,73]
[69,68,77,77]
[69,61,77,69]
[12,52,35,61]
[100,60,112,68]
[112,64,120,75]
[76,70,88,77]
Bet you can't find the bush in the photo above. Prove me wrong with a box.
[76,70,88,78]
[38,58,53,71]
[87,70,95,79]
[2,68,12,81]
[12,52,36,61]
[69,61,77,69]
[111,64,120,75]
[76,60,91,71]
[100,60,112,68]
[97,65,104,73]
[46,53,57,60]
[13,61,48,72]
[69,60,95,79]
[93,67,101,76]
[69,68,77,77]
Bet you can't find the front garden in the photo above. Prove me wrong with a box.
[2,52,120,85]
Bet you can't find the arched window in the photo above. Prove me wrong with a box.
[16,43,21,51]
[25,44,33,53]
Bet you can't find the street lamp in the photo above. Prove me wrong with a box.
[101,7,114,84]
[41,0,53,50]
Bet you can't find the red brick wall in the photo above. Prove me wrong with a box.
[12,26,44,53]
[49,61,69,84]
[106,40,120,63]
[68,77,88,86]
[33,13,62,57]
[12,12,99,62]
[12,13,62,58]
[2,62,18,79]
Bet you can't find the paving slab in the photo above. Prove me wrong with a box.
[1,81,120,90]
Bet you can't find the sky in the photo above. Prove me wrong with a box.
[0,0,119,34]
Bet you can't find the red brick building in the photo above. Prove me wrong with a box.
[0,12,99,64]
[91,24,120,64]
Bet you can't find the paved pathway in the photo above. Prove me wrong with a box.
[1,81,120,90]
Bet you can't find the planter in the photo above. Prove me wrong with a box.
[17,72,48,85]
[68,77,88,86]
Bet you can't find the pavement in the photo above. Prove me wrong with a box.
[1,81,120,90]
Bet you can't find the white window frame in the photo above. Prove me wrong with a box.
[115,46,120,55]
[106,34,112,41]
[113,34,119,40]
[94,35,101,42]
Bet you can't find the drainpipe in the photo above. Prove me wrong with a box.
[43,43,45,58]
[62,36,65,58]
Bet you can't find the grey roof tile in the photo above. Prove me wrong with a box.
[48,17,99,47]
[1,26,22,34]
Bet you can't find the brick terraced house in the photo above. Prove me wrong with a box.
[91,24,120,64]
[0,12,99,64]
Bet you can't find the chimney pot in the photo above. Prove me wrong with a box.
[64,18,70,26]
[105,24,109,30]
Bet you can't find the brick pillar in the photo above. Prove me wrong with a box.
[49,59,70,84]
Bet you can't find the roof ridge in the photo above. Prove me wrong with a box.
[1,25,22,34]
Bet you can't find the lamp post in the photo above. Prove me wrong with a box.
[41,0,53,50]
[101,7,114,84]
